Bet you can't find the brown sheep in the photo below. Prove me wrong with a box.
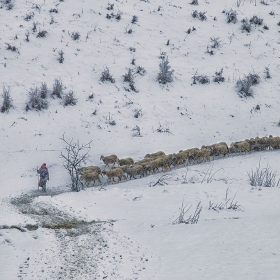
[102,168,126,183]
[135,158,153,165]
[229,140,250,154]
[195,148,210,163]
[144,151,165,159]
[80,172,102,187]
[126,165,145,179]
[119,157,134,166]
[268,136,280,150]
[78,166,103,177]
[100,154,120,169]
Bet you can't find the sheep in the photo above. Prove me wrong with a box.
[268,136,280,150]
[100,154,120,169]
[195,148,210,163]
[229,140,250,154]
[126,165,145,179]
[246,138,261,152]
[78,166,103,177]
[119,157,134,166]
[80,171,102,187]
[135,158,153,165]
[144,151,165,159]
[202,143,229,158]
[102,168,126,183]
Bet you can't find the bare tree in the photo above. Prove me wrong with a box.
[60,134,92,192]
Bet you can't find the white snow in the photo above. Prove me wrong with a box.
[1,0,280,279]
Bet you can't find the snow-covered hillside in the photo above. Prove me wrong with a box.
[1,0,280,279]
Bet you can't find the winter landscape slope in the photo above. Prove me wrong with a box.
[0,0,280,279]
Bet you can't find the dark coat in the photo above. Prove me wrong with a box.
[37,167,49,181]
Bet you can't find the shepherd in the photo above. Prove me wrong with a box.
[37,163,49,192]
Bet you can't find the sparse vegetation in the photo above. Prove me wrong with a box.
[157,57,174,84]
[1,85,13,113]
[105,113,116,126]
[213,68,225,83]
[131,15,138,24]
[136,65,146,76]
[132,125,141,137]
[52,78,64,98]
[24,12,34,21]
[26,87,48,111]
[40,83,48,99]
[37,30,47,38]
[247,160,280,189]
[192,71,210,85]
[249,15,263,25]
[264,67,271,79]
[63,90,77,107]
[191,10,207,21]
[173,200,202,224]
[190,0,198,5]
[236,73,260,98]
[226,9,237,23]
[58,50,64,63]
[71,32,80,40]
[241,18,252,33]
[100,67,115,83]
[5,43,18,53]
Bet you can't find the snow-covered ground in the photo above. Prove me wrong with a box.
[1,0,280,279]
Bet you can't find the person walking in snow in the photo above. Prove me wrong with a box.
[37,163,49,192]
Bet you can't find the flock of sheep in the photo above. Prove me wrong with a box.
[78,135,280,187]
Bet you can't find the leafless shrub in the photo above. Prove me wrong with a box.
[26,87,48,111]
[37,30,47,38]
[192,10,207,21]
[63,90,77,107]
[249,15,263,25]
[241,18,252,32]
[131,15,138,24]
[129,47,136,52]
[155,121,173,134]
[192,71,210,85]
[25,32,30,42]
[190,0,198,5]
[125,25,133,34]
[226,9,237,23]
[210,37,221,49]
[201,164,225,183]
[132,125,141,137]
[263,24,269,30]
[264,67,271,79]
[24,12,34,21]
[269,10,275,16]
[173,200,202,224]
[32,22,38,32]
[260,0,269,5]
[71,32,80,40]
[136,65,146,76]
[236,73,260,97]
[247,160,280,189]
[5,43,18,53]
[133,108,142,118]
[209,188,245,212]
[149,174,173,187]
[40,82,48,99]
[115,12,122,21]
[213,68,225,83]
[107,3,114,10]
[1,0,14,10]
[181,168,196,184]
[105,112,116,125]
[49,8,58,13]
[100,67,115,83]
[157,57,174,84]
[60,134,92,192]
[52,78,63,98]
[58,50,64,63]
[123,68,134,83]
[1,85,13,113]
